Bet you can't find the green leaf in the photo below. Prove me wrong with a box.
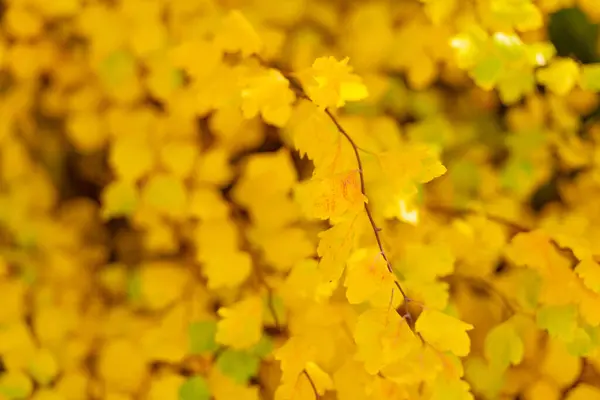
[250,335,274,358]
[500,158,534,194]
[127,271,142,304]
[179,376,210,400]
[536,304,578,341]
[514,269,541,312]
[548,7,598,64]
[189,321,219,355]
[484,320,524,372]
[471,55,503,90]
[99,50,138,87]
[464,356,504,400]
[407,116,453,148]
[0,371,33,400]
[450,159,481,194]
[566,325,599,356]
[215,349,260,384]
[580,64,600,91]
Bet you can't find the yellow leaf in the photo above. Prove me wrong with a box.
[429,377,474,400]
[248,227,314,271]
[66,110,108,152]
[295,170,366,220]
[101,180,139,219]
[241,68,295,127]
[194,146,234,187]
[565,384,600,400]
[484,319,524,372]
[139,262,189,311]
[505,230,557,272]
[233,149,298,207]
[415,309,474,357]
[274,335,318,383]
[54,371,88,400]
[215,10,262,57]
[344,248,396,306]
[536,58,580,95]
[98,339,147,393]
[575,258,600,293]
[158,140,197,178]
[354,307,419,374]
[109,133,155,181]
[30,389,66,400]
[147,372,184,400]
[202,251,252,289]
[304,362,333,395]
[540,338,581,389]
[0,371,33,400]
[141,173,188,220]
[274,373,315,400]
[216,295,263,350]
[28,348,59,386]
[170,38,221,80]
[188,187,230,221]
[332,360,371,400]
[286,100,339,168]
[209,368,260,400]
[0,322,37,371]
[523,379,561,400]
[316,215,359,283]
[397,243,455,282]
[195,219,241,261]
[402,279,450,310]
[382,344,442,386]
[299,56,368,109]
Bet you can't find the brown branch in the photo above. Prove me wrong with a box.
[303,370,319,398]
[281,68,411,303]
[255,55,412,315]
[323,108,409,302]
[253,261,283,331]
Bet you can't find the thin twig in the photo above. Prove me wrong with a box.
[253,263,282,331]
[303,370,319,398]
[257,57,412,310]
[322,110,410,302]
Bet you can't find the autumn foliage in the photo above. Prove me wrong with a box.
[3,0,600,400]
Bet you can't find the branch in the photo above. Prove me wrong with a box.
[303,370,320,398]
[275,65,411,306]
[322,108,410,302]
